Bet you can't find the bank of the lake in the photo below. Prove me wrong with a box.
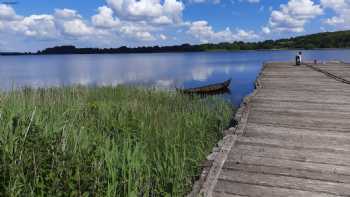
[0,86,233,196]
[3,50,350,107]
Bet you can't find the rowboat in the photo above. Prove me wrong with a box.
[179,79,231,94]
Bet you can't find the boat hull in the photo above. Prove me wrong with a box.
[179,79,231,95]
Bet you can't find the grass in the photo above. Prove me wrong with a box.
[0,86,233,196]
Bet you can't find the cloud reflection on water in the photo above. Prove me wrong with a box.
[1,50,350,106]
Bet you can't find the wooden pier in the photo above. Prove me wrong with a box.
[199,62,350,196]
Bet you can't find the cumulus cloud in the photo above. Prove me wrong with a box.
[190,0,259,4]
[62,19,95,36]
[0,5,59,39]
[0,6,95,39]
[188,20,258,43]
[3,0,340,51]
[0,0,190,50]
[52,8,98,37]
[19,15,58,38]
[321,0,350,29]
[0,4,20,20]
[0,4,159,45]
[120,23,156,41]
[92,6,120,28]
[54,8,81,19]
[106,0,184,25]
[264,0,323,33]
[160,34,167,40]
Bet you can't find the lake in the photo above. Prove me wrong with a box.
[1,49,350,107]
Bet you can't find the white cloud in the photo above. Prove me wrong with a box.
[135,31,155,41]
[0,7,76,39]
[0,5,156,44]
[3,0,342,51]
[261,26,271,34]
[53,8,98,37]
[119,22,156,41]
[92,6,120,28]
[160,34,167,40]
[0,5,59,39]
[191,0,259,4]
[0,4,19,20]
[264,0,323,33]
[54,8,81,19]
[188,20,258,43]
[151,15,172,25]
[20,15,58,38]
[321,0,350,29]
[192,67,214,81]
[321,0,347,9]
[62,19,94,36]
[106,0,184,25]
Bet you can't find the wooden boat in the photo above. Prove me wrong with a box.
[179,79,231,94]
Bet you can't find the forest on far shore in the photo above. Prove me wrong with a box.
[2,30,350,55]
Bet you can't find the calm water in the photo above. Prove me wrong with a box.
[1,50,350,107]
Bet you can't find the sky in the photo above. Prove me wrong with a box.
[0,0,349,51]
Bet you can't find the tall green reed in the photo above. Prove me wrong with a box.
[0,86,233,196]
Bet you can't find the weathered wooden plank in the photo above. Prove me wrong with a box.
[236,136,350,154]
[230,143,350,166]
[250,99,350,113]
[215,179,339,197]
[212,191,248,197]
[257,89,350,97]
[314,65,350,70]
[314,63,350,81]
[242,124,350,153]
[255,94,350,104]
[260,78,337,85]
[250,108,350,120]
[245,123,350,141]
[199,62,350,196]
[260,85,347,92]
[259,84,350,93]
[237,136,350,154]
[260,81,349,88]
[223,162,350,184]
[260,76,334,80]
[306,67,350,71]
[248,110,350,131]
[213,180,337,197]
[260,81,348,87]
[261,73,322,77]
[219,169,350,196]
[225,154,350,178]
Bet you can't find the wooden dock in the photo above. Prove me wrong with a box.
[198,62,350,196]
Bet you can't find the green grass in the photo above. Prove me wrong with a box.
[0,86,233,197]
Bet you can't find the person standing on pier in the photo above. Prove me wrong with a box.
[296,51,302,65]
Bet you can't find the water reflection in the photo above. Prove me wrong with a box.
[0,50,350,106]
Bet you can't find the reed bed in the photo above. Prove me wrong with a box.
[0,86,233,196]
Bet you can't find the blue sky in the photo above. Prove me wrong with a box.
[0,0,349,51]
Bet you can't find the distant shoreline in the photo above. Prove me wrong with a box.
[1,48,350,56]
[2,30,350,56]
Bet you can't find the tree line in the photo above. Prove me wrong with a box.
[2,30,350,55]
